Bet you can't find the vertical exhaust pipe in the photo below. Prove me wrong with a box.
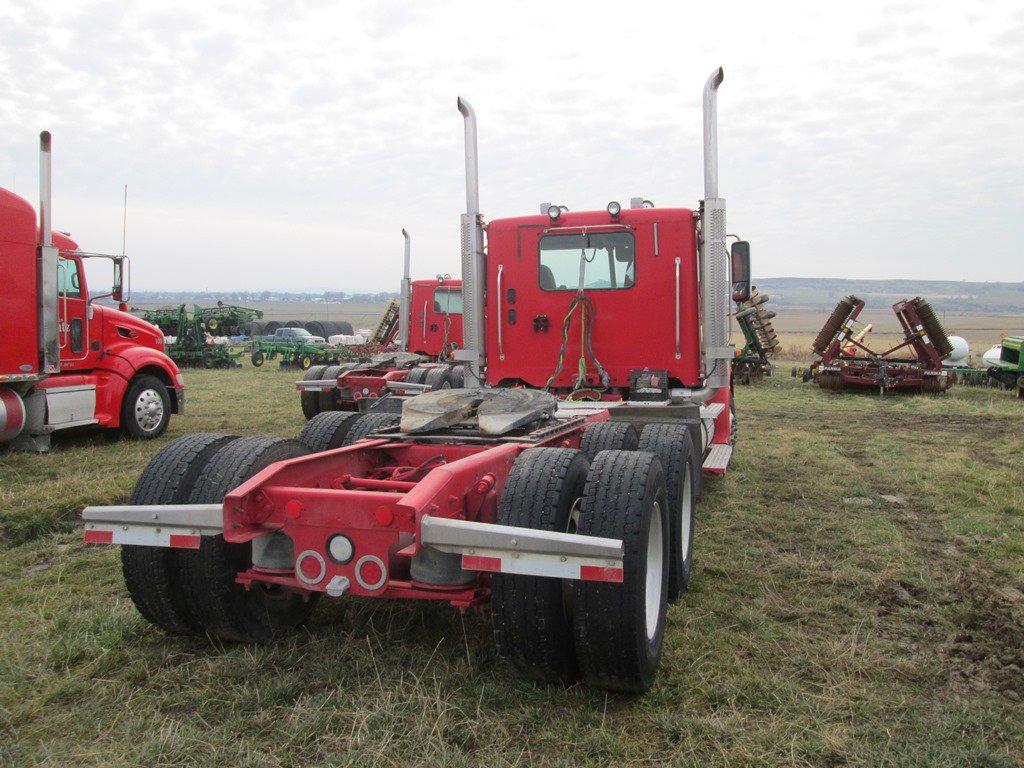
[398,228,412,351]
[456,97,485,386]
[38,131,60,373]
[699,67,730,390]
[39,131,52,248]
[702,67,724,199]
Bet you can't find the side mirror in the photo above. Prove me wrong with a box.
[111,259,123,302]
[731,241,751,302]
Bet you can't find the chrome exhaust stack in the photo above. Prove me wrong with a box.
[699,68,730,390]
[398,228,412,351]
[455,97,485,386]
[38,131,60,374]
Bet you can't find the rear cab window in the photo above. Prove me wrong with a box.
[538,232,636,291]
[434,287,463,314]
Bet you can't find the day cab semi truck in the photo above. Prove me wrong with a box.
[297,230,465,416]
[83,68,747,692]
[0,133,183,452]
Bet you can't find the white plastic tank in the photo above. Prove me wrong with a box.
[982,345,1003,366]
[943,335,969,366]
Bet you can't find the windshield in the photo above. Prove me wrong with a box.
[538,232,636,291]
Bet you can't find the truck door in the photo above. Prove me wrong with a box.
[56,255,91,367]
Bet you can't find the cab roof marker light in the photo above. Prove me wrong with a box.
[547,205,561,222]
[607,201,621,217]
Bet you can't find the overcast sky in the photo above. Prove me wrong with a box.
[1,0,1021,292]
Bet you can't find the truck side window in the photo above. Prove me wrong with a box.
[538,232,636,291]
[57,257,82,298]
[434,287,463,314]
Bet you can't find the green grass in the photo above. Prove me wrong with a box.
[1,363,1023,767]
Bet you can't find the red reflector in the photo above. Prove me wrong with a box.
[299,555,322,580]
[359,558,382,584]
[83,529,114,544]
[462,554,502,573]
[169,534,202,549]
[374,506,394,526]
[579,565,623,583]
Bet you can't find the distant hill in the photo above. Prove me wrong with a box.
[754,278,1024,313]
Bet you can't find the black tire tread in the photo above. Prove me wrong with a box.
[298,411,362,453]
[300,364,328,419]
[180,437,316,642]
[573,450,668,693]
[638,424,696,601]
[492,448,590,683]
[121,433,239,635]
[341,412,400,445]
[580,421,638,461]
[318,365,342,412]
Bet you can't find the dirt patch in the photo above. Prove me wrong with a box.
[945,573,1024,700]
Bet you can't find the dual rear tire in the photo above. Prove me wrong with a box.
[492,447,671,693]
[120,434,318,643]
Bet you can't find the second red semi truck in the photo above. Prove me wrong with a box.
[84,68,743,692]
[0,134,183,452]
[297,230,465,416]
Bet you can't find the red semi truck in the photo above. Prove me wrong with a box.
[84,68,742,692]
[298,230,465,416]
[0,133,183,451]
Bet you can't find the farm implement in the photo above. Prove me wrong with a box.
[732,282,779,384]
[138,302,262,338]
[250,339,355,369]
[83,68,742,692]
[158,304,246,369]
[986,335,1024,397]
[810,295,953,393]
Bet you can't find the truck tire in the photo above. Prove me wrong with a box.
[179,437,318,643]
[638,424,696,602]
[449,365,466,388]
[572,450,669,693]
[491,448,589,684]
[121,433,239,635]
[579,421,638,461]
[121,374,172,439]
[406,366,429,385]
[340,412,399,445]
[300,365,328,419]
[299,411,362,452]
[424,365,452,391]
[318,365,342,412]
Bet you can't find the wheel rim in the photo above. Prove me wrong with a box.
[134,388,165,433]
[680,466,693,561]
[645,501,664,641]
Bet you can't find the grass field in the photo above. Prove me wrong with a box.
[2,350,1023,767]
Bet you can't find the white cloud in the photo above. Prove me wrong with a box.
[0,0,1021,290]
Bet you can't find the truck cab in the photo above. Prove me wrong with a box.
[0,133,183,451]
[484,207,700,392]
[408,277,463,359]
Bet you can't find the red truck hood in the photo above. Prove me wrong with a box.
[98,305,167,353]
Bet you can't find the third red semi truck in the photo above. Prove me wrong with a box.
[0,134,183,452]
[83,68,744,692]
